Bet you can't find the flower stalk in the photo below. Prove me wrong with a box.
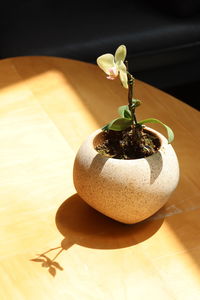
[125,61,138,127]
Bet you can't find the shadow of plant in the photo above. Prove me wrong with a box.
[30,238,74,277]
[145,151,163,184]
[30,246,64,277]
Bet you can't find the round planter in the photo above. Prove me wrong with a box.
[73,127,179,224]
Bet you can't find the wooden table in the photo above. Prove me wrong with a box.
[0,56,200,300]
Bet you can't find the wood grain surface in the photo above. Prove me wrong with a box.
[0,56,200,300]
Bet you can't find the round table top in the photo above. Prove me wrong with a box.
[0,56,200,300]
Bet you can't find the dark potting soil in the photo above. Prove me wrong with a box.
[95,127,161,159]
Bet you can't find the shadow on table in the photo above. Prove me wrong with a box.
[31,193,164,276]
[55,193,164,250]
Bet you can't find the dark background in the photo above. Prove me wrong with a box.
[1,0,200,110]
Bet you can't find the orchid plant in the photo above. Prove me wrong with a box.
[97,45,174,144]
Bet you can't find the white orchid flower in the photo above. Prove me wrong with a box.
[97,45,128,89]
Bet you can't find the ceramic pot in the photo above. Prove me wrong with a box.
[73,127,179,224]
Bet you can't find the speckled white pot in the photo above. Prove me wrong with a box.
[73,127,179,224]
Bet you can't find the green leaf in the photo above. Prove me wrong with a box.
[103,118,132,131]
[102,123,109,131]
[138,118,174,143]
[118,105,132,119]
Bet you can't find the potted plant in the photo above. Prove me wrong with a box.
[73,45,179,224]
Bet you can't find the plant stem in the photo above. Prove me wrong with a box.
[125,61,137,126]
[125,61,145,153]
